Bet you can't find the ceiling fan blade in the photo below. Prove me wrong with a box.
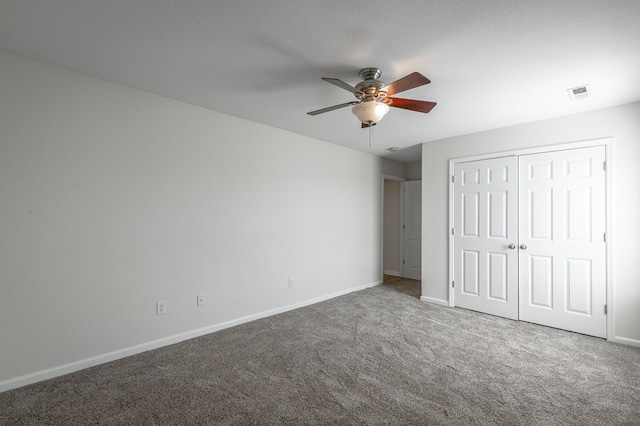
[307,101,360,116]
[322,78,362,94]
[384,72,431,96]
[388,97,437,113]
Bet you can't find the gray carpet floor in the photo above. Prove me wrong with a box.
[1,277,639,425]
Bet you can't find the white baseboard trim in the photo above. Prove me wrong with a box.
[609,335,640,348]
[0,280,382,393]
[383,270,401,276]
[420,295,450,307]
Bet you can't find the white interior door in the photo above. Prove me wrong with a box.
[453,157,519,320]
[403,181,422,280]
[518,146,607,337]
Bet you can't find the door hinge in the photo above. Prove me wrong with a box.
[452,175,455,183]
[403,224,406,230]
[604,304,607,315]
[603,161,606,171]
[604,233,606,242]
[451,228,455,235]
[403,259,406,265]
[452,281,455,288]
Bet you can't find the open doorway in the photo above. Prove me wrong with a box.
[383,178,403,277]
[383,176,422,299]
[382,176,422,287]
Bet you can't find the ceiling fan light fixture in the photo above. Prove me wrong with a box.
[352,101,390,125]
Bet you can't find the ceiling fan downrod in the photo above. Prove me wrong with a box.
[359,67,382,81]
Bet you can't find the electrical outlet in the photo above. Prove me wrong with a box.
[288,278,294,288]
[156,301,167,315]
[197,293,206,307]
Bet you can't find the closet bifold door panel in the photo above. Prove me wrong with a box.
[518,146,606,338]
[453,156,519,320]
[452,145,607,338]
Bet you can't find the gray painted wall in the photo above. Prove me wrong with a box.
[0,51,407,390]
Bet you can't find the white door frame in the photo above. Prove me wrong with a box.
[448,138,613,339]
[381,174,406,281]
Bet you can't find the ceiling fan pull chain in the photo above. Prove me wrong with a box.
[369,122,372,148]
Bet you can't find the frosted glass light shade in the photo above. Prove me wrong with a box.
[352,101,390,124]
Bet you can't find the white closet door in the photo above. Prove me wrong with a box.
[518,146,606,337]
[453,157,519,320]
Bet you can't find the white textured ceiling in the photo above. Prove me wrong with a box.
[1,1,639,163]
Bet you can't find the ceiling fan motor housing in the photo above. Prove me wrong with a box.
[355,68,388,102]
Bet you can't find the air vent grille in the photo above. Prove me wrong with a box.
[567,84,591,101]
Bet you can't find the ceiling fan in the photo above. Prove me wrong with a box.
[307,67,437,128]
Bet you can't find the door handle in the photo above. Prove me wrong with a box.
[520,244,527,250]
[508,244,516,249]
